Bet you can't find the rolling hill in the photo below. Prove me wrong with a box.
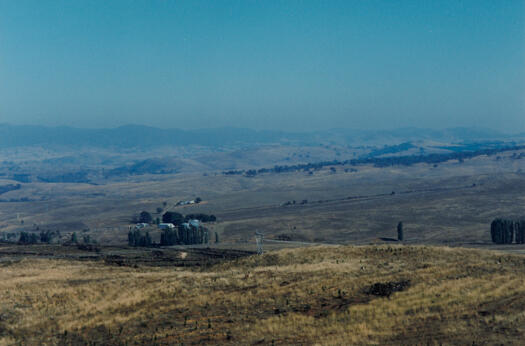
[1,244,524,344]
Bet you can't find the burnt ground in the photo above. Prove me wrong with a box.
[0,243,254,268]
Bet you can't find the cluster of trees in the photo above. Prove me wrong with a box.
[16,230,96,245]
[0,233,18,242]
[18,230,60,244]
[134,211,217,226]
[162,211,184,225]
[160,222,213,246]
[281,200,308,206]
[491,218,525,244]
[18,232,39,244]
[128,229,152,247]
[128,222,218,247]
[139,211,153,223]
[128,210,217,247]
[37,171,90,183]
[40,230,58,243]
[222,145,525,176]
[368,142,415,157]
[162,211,216,225]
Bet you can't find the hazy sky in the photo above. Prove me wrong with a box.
[0,0,524,131]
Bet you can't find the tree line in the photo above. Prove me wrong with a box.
[222,144,525,176]
[162,211,217,224]
[134,211,217,225]
[17,230,95,245]
[491,218,525,244]
[128,229,153,247]
[127,211,218,247]
[128,222,218,247]
[159,222,215,246]
[18,230,61,244]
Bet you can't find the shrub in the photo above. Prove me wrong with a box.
[162,212,184,225]
[139,211,152,224]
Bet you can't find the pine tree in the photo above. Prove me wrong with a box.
[128,230,134,246]
[397,222,403,241]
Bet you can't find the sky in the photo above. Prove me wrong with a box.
[0,0,524,132]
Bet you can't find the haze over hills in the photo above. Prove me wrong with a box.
[1,123,523,185]
[0,0,523,343]
[0,123,519,149]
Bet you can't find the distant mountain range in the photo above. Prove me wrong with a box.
[0,124,521,148]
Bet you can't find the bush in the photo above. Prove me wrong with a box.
[139,211,152,224]
[162,211,184,225]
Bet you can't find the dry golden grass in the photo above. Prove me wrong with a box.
[1,245,525,345]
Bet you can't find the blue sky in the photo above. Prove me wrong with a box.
[0,0,524,131]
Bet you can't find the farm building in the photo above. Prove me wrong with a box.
[159,223,175,230]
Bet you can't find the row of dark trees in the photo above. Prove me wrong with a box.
[18,230,60,244]
[185,214,217,223]
[18,232,39,244]
[135,211,217,226]
[128,209,218,247]
[160,222,212,246]
[128,223,217,247]
[491,218,525,244]
[128,229,152,247]
[222,144,525,176]
[162,212,216,225]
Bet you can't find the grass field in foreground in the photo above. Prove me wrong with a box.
[1,245,525,345]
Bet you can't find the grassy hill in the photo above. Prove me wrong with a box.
[1,245,525,344]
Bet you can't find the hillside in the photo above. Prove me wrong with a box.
[1,245,524,344]
[0,124,518,149]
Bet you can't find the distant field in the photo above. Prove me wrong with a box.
[0,148,524,249]
[1,244,525,344]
